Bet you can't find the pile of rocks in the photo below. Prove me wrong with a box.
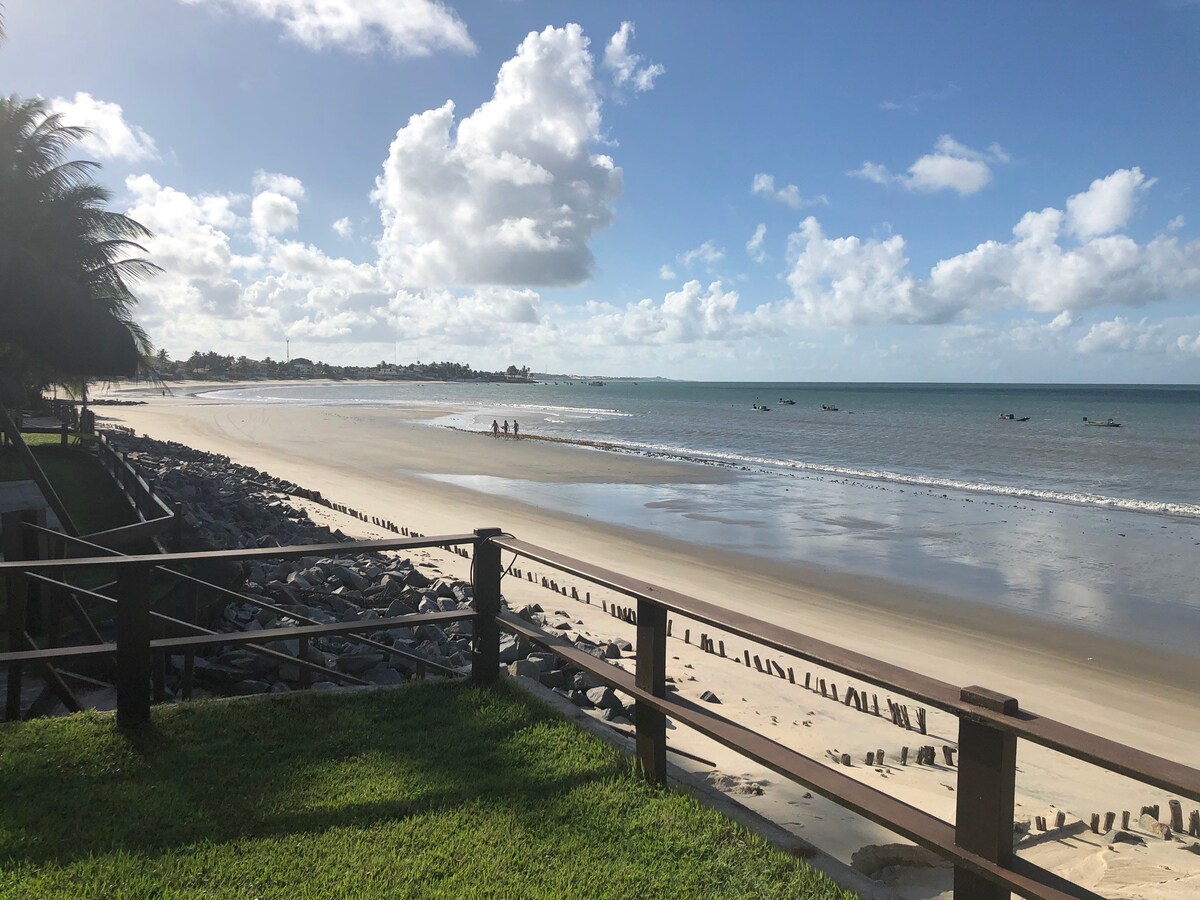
[506,603,638,726]
[102,433,637,715]
[112,435,338,550]
[105,433,481,696]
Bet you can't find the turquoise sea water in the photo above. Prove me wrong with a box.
[206,381,1200,654]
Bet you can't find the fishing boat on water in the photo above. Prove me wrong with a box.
[778,398,796,405]
[1083,416,1121,427]
[821,404,839,412]
[998,413,1031,421]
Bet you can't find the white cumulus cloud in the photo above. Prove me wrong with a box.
[332,216,354,237]
[48,92,158,162]
[1076,316,1164,354]
[372,24,623,287]
[678,240,724,270]
[584,280,745,345]
[746,223,767,263]
[603,21,664,93]
[751,173,826,209]
[850,135,1007,196]
[780,168,1200,326]
[181,0,474,57]
[1065,167,1153,239]
[251,190,301,235]
[253,170,306,199]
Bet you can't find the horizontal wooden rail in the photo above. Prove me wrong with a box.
[79,517,175,550]
[0,533,481,573]
[150,609,473,651]
[22,573,368,688]
[494,538,1200,804]
[0,610,473,666]
[95,434,175,520]
[499,612,1099,900]
[25,525,465,679]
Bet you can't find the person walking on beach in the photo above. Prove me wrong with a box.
[513,420,520,440]
[491,419,499,438]
[502,420,510,438]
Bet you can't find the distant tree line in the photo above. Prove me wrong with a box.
[150,350,533,383]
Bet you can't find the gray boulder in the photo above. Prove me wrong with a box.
[586,686,622,711]
[508,659,541,678]
[361,665,403,685]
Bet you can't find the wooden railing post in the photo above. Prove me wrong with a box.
[635,596,668,786]
[2,509,40,721]
[172,502,185,552]
[472,528,503,684]
[116,565,152,729]
[954,686,1018,899]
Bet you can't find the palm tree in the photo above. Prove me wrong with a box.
[0,95,158,401]
[0,95,159,536]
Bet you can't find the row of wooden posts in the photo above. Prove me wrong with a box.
[827,744,952,768]
[498,566,939,739]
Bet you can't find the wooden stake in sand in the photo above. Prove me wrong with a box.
[1168,799,1184,833]
[1103,812,1116,832]
[1121,810,1131,830]
[900,746,909,765]
[1188,809,1199,837]
[1055,811,1067,828]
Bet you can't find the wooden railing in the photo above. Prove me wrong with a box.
[91,432,182,551]
[1,526,1197,900]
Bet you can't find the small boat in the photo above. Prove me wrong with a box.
[778,398,796,405]
[821,404,839,412]
[587,380,607,387]
[998,413,1031,421]
[1083,417,1121,427]
[752,401,771,411]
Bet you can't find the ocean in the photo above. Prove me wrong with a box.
[206,381,1200,655]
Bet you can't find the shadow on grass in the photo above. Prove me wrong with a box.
[0,681,638,869]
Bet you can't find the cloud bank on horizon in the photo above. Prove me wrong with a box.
[25,2,1200,381]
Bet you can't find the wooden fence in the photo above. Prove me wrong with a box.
[90,432,182,552]
[0,525,1197,899]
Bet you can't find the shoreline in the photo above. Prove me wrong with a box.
[149,378,1200,521]
[97,390,1200,704]
[98,386,1200,896]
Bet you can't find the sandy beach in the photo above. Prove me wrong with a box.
[100,382,1200,898]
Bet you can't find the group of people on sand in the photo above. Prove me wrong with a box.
[491,418,519,439]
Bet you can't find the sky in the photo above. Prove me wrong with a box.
[2,0,1200,382]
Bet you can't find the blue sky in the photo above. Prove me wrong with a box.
[3,0,1199,381]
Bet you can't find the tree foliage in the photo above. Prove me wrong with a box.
[0,95,158,403]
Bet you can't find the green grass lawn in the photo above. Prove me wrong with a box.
[0,682,856,899]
